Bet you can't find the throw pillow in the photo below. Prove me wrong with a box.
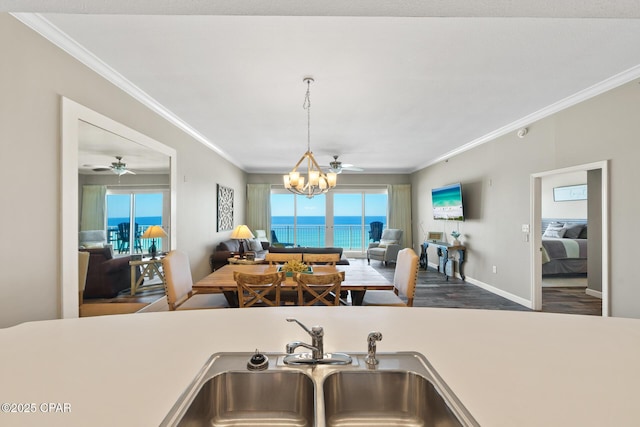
[578,225,588,239]
[249,238,263,252]
[543,224,566,238]
[563,224,584,239]
[377,239,398,248]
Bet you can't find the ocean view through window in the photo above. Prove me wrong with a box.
[106,192,167,254]
[271,190,387,251]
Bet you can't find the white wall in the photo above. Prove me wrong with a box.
[0,14,246,327]
[412,78,640,318]
[541,171,587,219]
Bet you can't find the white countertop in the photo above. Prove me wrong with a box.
[1,307,639,426]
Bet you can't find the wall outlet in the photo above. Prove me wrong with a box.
[492,265,497,274]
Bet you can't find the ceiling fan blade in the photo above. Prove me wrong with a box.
[342,165,364,172]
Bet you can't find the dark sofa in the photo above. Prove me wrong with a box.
[209,239,269,271]
[81,246,139,299]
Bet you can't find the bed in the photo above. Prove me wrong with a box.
[541,219,588,276]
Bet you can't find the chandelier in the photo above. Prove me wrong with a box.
[283,77,337,198]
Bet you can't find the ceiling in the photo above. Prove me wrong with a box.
[8,2,640,174]
[78,120,169,175]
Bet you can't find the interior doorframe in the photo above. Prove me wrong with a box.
[530,160,609,316]
[61,97,177,319]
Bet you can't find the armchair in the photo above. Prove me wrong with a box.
[81,246,138,299]
[367,229,403,266]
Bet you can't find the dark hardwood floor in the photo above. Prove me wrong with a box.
[364,259,602,315]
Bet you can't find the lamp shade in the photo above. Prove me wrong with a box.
[142,225,168,239]
[230,225,255,240]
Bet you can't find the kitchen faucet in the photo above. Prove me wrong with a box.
[283,318,352,365]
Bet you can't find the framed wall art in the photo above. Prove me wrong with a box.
[217,184,234,231]
[553,184,587,202]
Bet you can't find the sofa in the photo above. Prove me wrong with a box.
[268,246,350,265]
[80,246,139,299]
[209,238,269,271]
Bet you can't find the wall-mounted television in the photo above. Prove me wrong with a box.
[432,183,465,221]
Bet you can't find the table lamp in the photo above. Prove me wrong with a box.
[230,225,255,257]
[142,225,168,259]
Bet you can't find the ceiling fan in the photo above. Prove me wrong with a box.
[90,156,136,176]
[326,155,364,174]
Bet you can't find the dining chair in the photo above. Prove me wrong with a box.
[162,250,229,310]
[302,253,340,266]
[362,248,419,307]
[294,271,345,306]
[233,271,286,308]
[78,251,90,305]
[265,252,303,265]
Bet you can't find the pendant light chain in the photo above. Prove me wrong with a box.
[283,77,337,198]
[304,80,311,152]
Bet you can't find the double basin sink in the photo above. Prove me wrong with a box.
[160,351,478,426]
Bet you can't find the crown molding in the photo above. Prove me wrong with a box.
[412,64,640,172]
[11,12,242,170]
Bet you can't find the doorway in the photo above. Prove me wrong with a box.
[530,161,609,316]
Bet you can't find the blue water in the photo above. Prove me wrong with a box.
[107,216,162,227]
[272,215,386,225]
[271,216,386,249]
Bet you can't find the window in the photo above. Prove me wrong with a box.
[270,189,387,253]
[106,189,169,255]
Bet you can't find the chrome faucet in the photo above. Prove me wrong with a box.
[283,318,352,365]
[365,331,383,366]
[285,318,324,360]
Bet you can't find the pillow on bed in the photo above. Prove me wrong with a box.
[543,224,566,238]
[578,225,588,239]
[563,224,585,239]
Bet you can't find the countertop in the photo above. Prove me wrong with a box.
[1,307,639,426]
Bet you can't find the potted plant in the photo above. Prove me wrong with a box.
[451,230,461,246]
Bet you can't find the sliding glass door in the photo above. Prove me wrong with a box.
[271,189,387,253]
[106,189,169,255]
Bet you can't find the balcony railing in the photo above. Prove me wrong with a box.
[107,225,163,254]
[271,224,384,250]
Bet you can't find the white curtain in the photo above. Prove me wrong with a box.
[246,184,271,236]
[388,184,412,249]
[80,185,107,231]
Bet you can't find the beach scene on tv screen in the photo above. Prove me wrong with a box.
[432,184,464,221]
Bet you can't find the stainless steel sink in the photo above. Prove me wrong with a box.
[160,352,478,427]
[323,371,462,427]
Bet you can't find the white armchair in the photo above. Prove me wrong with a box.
[367,229,403,266]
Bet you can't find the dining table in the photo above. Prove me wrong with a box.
[193,263,394,306]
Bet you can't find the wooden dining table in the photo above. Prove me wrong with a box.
[193,263,394,306]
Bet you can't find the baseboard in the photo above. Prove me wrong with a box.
[465,276,532,309]
[585,288,603,299]
[426,261,531,308]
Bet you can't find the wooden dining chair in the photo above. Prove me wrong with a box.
[265,252,303,265]
[294,271,345,306]
[362,248,419,307]
[302,253,340,266]
[78,251,90,306]
[162,250,229,310]
[234,271,286,308]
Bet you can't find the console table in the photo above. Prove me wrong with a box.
[420,241,466,280]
